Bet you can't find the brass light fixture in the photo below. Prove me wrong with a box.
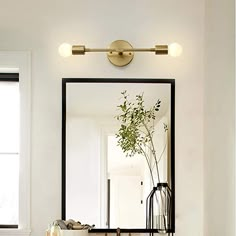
[58,40,182,67]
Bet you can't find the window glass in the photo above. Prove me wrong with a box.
[0,82,19,152]
[0,80,19,226]
[0,154,19,224]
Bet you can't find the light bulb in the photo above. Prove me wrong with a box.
[168,43,183,57]
[58,43,72,57]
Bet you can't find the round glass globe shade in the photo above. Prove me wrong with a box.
[168,43,183,57]
[58,43,72,57]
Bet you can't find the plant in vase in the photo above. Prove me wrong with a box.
[115,90,171,232]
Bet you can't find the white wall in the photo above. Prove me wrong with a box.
[0,1,206,236]
[66,117,100,226]
[204,0,235,236]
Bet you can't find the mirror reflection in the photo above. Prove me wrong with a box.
[62,79,175,232]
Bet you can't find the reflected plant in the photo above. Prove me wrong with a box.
[115,90,167,186]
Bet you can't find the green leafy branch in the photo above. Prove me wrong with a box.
[115,90,164,186]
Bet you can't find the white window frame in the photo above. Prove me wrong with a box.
[0,52,31,236]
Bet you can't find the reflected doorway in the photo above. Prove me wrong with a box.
[107,135,146,228]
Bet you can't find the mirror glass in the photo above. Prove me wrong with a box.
[62,78,175,232]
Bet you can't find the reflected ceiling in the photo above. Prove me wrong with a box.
[67,82,170,121]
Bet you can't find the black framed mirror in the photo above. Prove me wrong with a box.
[62,78,175,233]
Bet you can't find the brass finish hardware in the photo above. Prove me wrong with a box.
[72,45,86,55]
[155,45,168,54]
[59,40,182,66]
[107,40,134,67]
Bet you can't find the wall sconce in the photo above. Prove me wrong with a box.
[58,40,182,67]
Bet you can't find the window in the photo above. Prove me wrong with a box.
[0,52,31,236]
[0,74,19,228]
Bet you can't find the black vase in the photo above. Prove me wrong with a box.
[146,182,172,233]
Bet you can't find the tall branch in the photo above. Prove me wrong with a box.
[142,122,160,183]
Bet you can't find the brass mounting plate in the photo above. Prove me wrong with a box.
[107,40,134,67]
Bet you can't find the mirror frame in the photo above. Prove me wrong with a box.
[61,78,175,233]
